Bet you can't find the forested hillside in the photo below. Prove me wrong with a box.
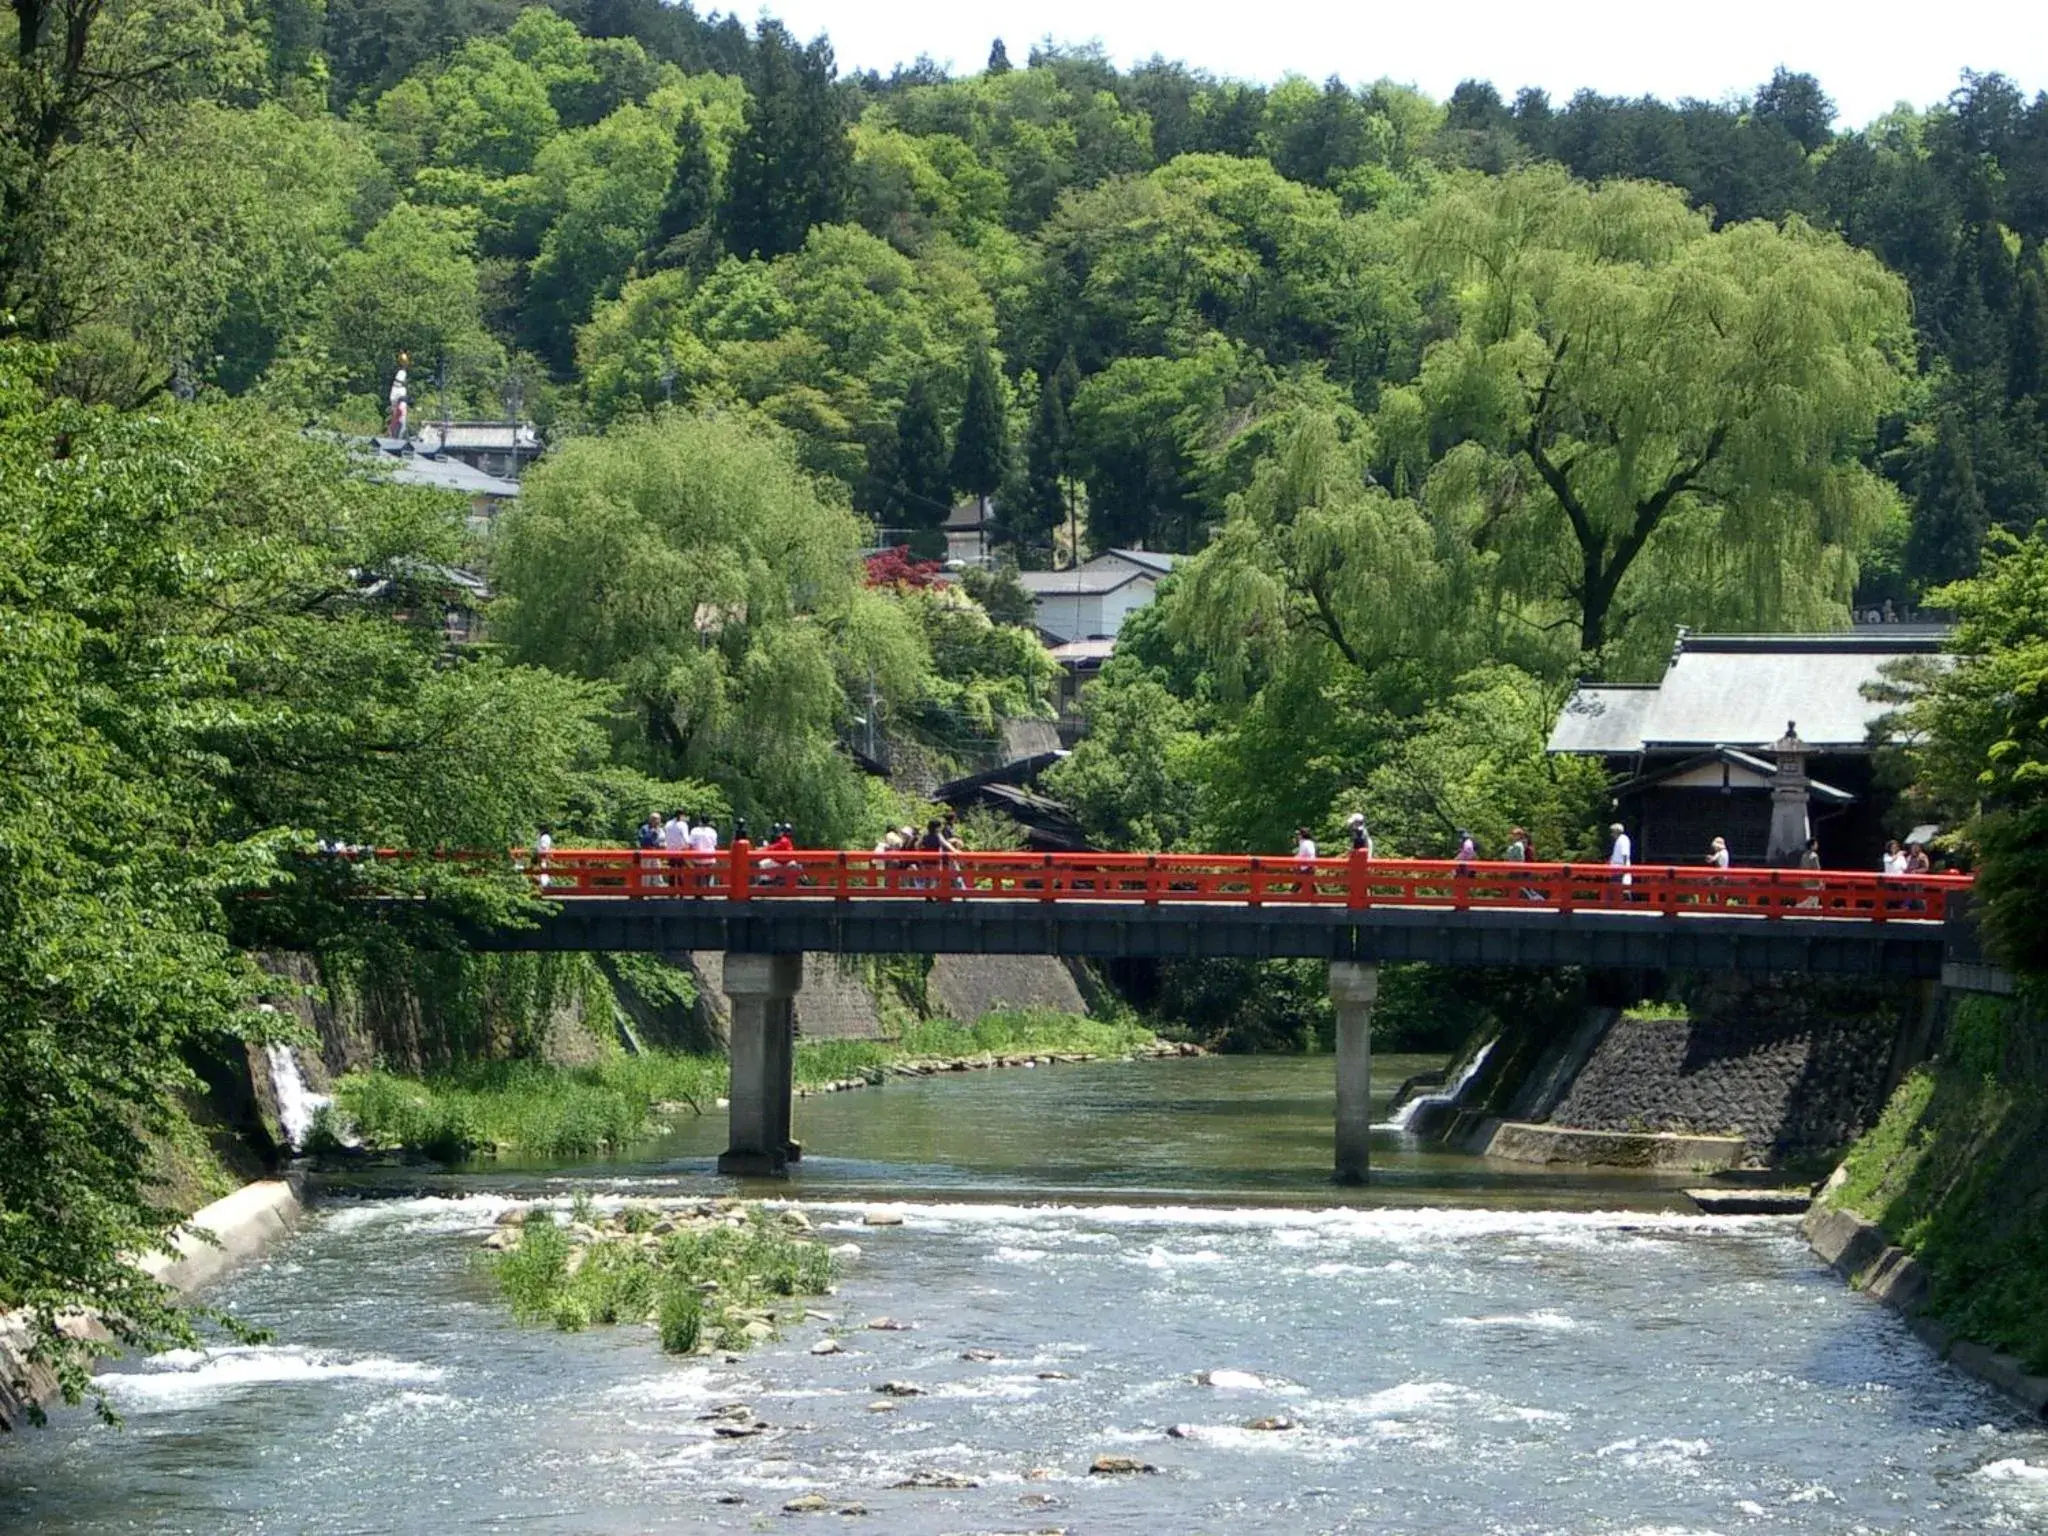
[7,3,2045,581]
[7,0,2048,1410]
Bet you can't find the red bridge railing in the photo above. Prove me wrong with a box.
[505,845,1968,923]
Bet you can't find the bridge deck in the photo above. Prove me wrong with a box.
[445,847,1968,976]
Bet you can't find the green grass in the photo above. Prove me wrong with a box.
[322,1052,727,1160]
[493,1206,833,1353]
[794,1007,1157,1084]
[323,1009,1157,1160]
[1827,1046,2048,1373]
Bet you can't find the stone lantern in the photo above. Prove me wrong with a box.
[1766,721,1812,867]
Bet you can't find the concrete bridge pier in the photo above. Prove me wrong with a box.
[717,952,803,1178]
[1330,961,1379,1185]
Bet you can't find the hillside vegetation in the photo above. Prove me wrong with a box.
[6,0,2048,1415]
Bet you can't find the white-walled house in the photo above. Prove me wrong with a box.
[1018,549,1181,643]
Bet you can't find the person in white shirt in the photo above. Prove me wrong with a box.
[688,815,719,854]
[1707,835,1731,870]
[1295,827,1317,861]
[533,827,553,888]
[1608,821,1632,889]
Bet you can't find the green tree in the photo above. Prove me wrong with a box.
[718,20,852,259]
[0,347,612,1418]
[890,372,951,539]
[1394,166,1914,667]
[1904,526,2048,975]
[1070,340,1249,551]
[302,201,504,403]
[492,411,930,841]
[949,342,1008,510]
[1016,359,1073,556]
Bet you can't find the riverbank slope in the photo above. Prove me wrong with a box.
[1810,994,2047,1406]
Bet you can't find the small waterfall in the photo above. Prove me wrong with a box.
[264,1043,332,1153]
[1381,1038,1497,1132]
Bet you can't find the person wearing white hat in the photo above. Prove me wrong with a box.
[1346,812,1373,859]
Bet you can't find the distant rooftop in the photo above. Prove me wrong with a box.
[1047,637,1117,665]
[1018,567,1146,596]
[414,421,539,455]
[1088,548,1181,576]
[1549,630,1953,756]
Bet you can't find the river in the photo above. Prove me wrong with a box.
[4,1055,2045,1534]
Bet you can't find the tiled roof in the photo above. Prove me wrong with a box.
[1550,633,1951,755]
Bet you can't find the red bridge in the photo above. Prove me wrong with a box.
[517,842,1967,923]
[423,843,1982,1182]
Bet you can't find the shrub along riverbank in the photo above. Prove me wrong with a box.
[1820,996,2048,1374]
[318,1009,1163,1160]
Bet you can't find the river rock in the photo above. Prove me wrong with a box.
[741,1320,775,1342]
[494,1208,528,1227]
[1193,1368,1268,1390]
[874,1380,925,1397]
[699,1402,755,1421]
[829,1243,862,1260]
[713,1421,768,1438]
[1089,1455,1155,1475]
[1020,1491,1061,1507]
[809,1337,843,1356]
[1035,1370,1072,1381]
[891,1470,980,1490]
[780,1493,830,1513]
[1247,1415,1296,1432]
[782,1209,813,1231]
[1165,1424,1194,1439]
[865,1316,911,1331]
[480,1228,520,1252]
[959,1348,1000,1362]
[836,1504,867,1516]
[862,1210,905,1227]
[864,1401,897,1413]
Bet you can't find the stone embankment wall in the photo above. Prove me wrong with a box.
[1543,978,1919,1163]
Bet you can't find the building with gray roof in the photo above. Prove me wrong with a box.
[1549,630,1951,868]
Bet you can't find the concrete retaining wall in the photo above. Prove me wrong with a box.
[688,952,891,1042]
[1479,1120,1746,1170]
[928,955,1086,1025]
[1,1179,303,1431]
[1804,1200,2048,1418]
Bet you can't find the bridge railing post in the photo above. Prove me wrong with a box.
[729,838,751,903]
[1348,848,1370,910]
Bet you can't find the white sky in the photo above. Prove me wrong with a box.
[763,0,2046,129]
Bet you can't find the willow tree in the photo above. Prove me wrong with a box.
[1389,166,1913,670]
[492,412,929,842]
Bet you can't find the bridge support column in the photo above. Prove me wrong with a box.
[718,952,803,1178]
[1330,961,1379,1185]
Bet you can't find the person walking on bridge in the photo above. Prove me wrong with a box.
[1608,822,1632,893]
[1346,812,1373,859]
[688,812,719,854]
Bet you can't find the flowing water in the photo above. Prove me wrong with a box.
[5,1055,2046,1534]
